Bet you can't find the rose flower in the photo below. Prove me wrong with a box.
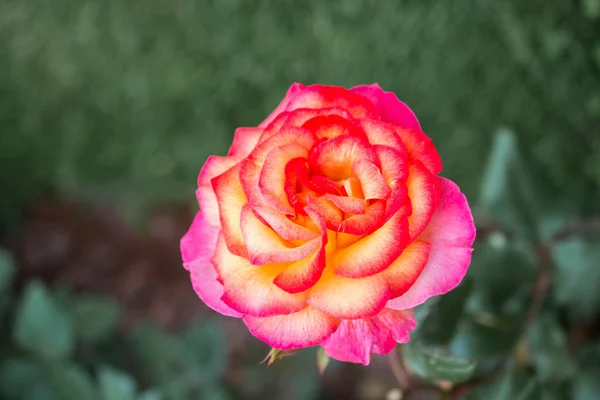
[181,84,475,365]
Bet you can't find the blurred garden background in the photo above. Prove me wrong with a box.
[0,0,599,399]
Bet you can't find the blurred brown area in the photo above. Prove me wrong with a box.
[5,192,199,329]
[4,194,400,399]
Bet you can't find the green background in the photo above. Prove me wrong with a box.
[0,0,599,399]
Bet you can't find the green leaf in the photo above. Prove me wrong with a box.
[416,279,472,345]
[132,322,181,381]
[552,238,600,321]
[70,295,121,344]
[98,367,137,400]
[573,343,600,400]
[0,358,48,399]
[528,313,575,382]
[138,390,162,400]
[479,129,517,209]
[450,311,524,360]
[582,0,600,19]
[51,364,96,400]
[201,385,231,400]
[573,370,600,400]
[464,365,537,400]
[403,344,477,384]
[132,321,222,398]
[478,128,547,241]
[181,321,226,382]
[537,382,571,400]
[0,248,15,293]
[13,281,74,359]
[467,241,536,315]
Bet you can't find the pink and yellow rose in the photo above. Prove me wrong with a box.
[181,84,475,365]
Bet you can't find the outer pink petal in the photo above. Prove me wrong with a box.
[285,85,380,119]
[196,156,239,227]
[212,164,248,257]
[227,127,263,157]
[387,178,475,310]
[419,178,477,248]
[244,306,340,350]
[180,212,242,318]
[322,308,416,365]
[350,84,421,130]
[198,128,262,227]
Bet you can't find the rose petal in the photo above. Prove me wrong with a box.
[285,84,380,119]
[308,134,379,181]
[243,306,340,350]
[307,266,390,319]
[227,127,263,158]
[212,164,248,257]
[350,84,421,130]
[258,143,309,215]
[369,308,416,355]
[181,212,242,318]
[382,239,431,298]
[301,114,367,140]
[337,200,386,236]
[387,178,475,310]
[375,145,409,218]
[306,196,343,230]
[324,194,365,215]
[332,207,410,278]
[352,159,391,200]
[322,308,416,365]
[419,178,476,248]
[212,234,308,317]
[240,127,316,207]
[393,127,443,175]
[273,248,326,294]
[196,156,239,227]
[241,204,321,265]
[406,160,440,240]
[359,118,407,153]
[311,175,347,196]
[260,107,354,143]
[344,176,364,199]
[273,208,328,294]
[252,205,318,241]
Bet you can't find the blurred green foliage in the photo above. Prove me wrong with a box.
[0,267,327,400]
[0,0,598,226]
[403,128,600,398]
[0,0,599,399]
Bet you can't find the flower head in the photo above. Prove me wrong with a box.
[181,83,475,365]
